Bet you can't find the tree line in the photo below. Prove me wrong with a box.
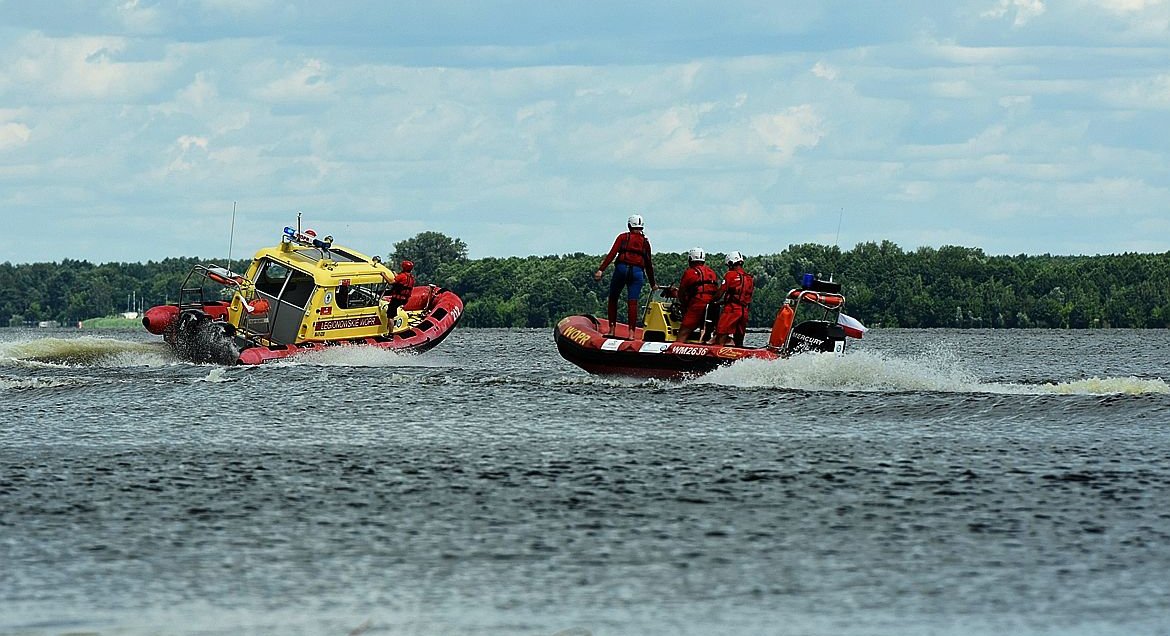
[4,232,1170,329]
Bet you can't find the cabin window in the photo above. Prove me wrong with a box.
[254,259,315,309]
[255,261,289,297]
[280,269,316,309]
[336,283,386,309]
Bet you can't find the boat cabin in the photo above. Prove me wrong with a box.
[176,228,410,347]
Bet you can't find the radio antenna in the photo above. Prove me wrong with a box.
[830,207,844,283]
[228,201,237,274]
[834,207,844,249]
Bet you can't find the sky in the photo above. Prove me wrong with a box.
[1,0,1169,265]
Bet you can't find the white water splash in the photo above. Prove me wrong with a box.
[1039,376,1169,395]
[0,336,173,367]
[547,374,643,388]
[0,376,83,390]
[200,367,234,383]
[695,349,1170,396]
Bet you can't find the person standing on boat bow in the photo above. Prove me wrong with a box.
[711,251,754,347]
[594,214,656,338]
[672,247,720,343]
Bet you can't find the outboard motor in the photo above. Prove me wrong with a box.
[786,320,846,355]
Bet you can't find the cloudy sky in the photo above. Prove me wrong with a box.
[1,0,1168,265]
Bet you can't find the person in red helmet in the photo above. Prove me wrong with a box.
[711,251,754,347]
[387,260,416,311]
[594,214,656,338]
[672,247,720,343]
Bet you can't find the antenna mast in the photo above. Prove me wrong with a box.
[831,207,845,283]
[228,201,237,274]
[834,207,844,249]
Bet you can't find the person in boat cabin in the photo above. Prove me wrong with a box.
[710,251,755,347]
[386,259,416,311]
[671,247,720,343]
[594,214,657,338]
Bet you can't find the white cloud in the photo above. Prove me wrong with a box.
[0,121,32,150]
[930,80,979,99]
[892,181,936,202]
[116,0,165,34]
[1111,73,1170,109]
[811,61,839,81]
[175,72,218,112]
[253,58,334,103]
[1075,0,1170,38]
[982,0,1047,26]
[165,134,210,174]
[750,105,824,162]
[5,33,167,101]
[624,104,712,165]
[1096,0,1166,13]
[998,95,1032,110]
[197,0,280,15]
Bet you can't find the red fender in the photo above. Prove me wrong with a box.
[767,304,795,349]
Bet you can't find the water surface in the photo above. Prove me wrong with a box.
[3,327,1169,635]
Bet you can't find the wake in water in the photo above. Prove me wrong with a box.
[274,344,448,368]
[0,335,449,369]
[0,336,177,368]
[695,347,1170,396]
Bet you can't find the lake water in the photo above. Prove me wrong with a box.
[2,327,1169,635]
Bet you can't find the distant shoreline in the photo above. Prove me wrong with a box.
[78,316,142,329]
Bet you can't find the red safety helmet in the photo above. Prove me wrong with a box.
[401,260,414,272]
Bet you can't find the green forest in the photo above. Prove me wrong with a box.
[4,231,1170,329]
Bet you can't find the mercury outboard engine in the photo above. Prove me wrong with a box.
[786,320,846,354]
[774,274,849,355]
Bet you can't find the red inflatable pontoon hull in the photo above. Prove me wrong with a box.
[553,314,779,379]
[235,289,463,364]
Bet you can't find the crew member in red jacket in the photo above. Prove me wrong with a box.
[711,251,754,347]
[594,214,656,338]
[387,260,416,311]
[673,247,720,343]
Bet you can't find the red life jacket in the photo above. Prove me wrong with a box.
[725,269,754,306]
[616,231,650,268]
[391,271,415,302]
[681,264,719,306]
